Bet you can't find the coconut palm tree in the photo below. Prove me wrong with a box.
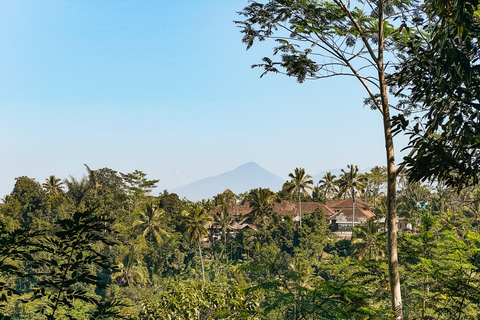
[337,165,365,230]
[42,175,64,195]
[112,246,149,287]
[245,188,276,230]
[318,172,338,199]
[84,164,102,197]
[352,217,384,260]
[214,192,236,249]
[184,203,213,283]
[133,201,168,243]
[64,175,89,207]
[287,168,314,227]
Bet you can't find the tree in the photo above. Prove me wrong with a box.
[133,201,168,244]
[112,245,149,287]
[214,194,235,249]
[84,164,102,197]
[352,217,384,260]
[0,209,123,319]
[42,175,64,196]
[319,172,338,200]
[9,176,48,228]
[338,165,365,230]
[363,166,388,206]
[120,170,159,211]
[245,187,276,230]
[183,204,213,283]
[236,0,410,314]
[287,168,314,228]
[64,175,90,208]
[133,280,262,320]
[393,0,480,189]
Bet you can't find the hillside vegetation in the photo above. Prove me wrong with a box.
[2,165,480,319]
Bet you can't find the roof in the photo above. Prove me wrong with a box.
[327,198,369,210]
[328,207,375,223]
[362,210,375,218]
[209,200,332,218]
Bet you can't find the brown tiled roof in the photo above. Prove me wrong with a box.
[210,201,332,217]
[319,203,335,216]
[328,198,369,210]
[328,207,375,223]
[326,199,344,208]
[272,201,333,217]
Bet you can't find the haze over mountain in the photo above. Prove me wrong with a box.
[171,162,285,201]
[171,163,375,201]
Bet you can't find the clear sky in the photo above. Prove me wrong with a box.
[0,0,409,198]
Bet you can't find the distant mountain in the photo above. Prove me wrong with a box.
[171,162,285,201]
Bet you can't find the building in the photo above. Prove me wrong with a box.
[325,198,375,231]
[209,198,375,233]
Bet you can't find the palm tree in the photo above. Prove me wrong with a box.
[42,175,64,195]
[132,201,168,243]
[112,246,149,287]
[337,165,365,230]
[352,218,384,260]
[246,188,276,230]
[215,189,237,209]
[287,168,314,227]
[84,164,102,197]
[214,192,236,249]
[318,172,338,199]
[184,203,213,283]
[64,175,89,207]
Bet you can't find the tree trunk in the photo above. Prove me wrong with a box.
[199,242,205,283]
[299,191,302,228]
[352,193,356,231]
[378,1,402,316]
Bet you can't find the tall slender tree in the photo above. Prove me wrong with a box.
[337,165,365,230]
[214,192,236,249]
[184,203,213,283]
[287,168,314,228]
[318,172,338,200]
[236,0,412,315]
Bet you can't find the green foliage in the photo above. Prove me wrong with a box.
[319,172,338,200]
[399,216,480,319]
[8,177,48,228]
[8,167,480,319]
[0,209,124,319]
[131,280,262,320]
[120,170,159,197]
[393,0,480,188]
[245,188,276,230]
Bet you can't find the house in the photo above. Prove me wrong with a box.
[325,198,375,231]
[377,217,412,231]
[210,198,373,233]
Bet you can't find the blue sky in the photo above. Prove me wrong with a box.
[0,0,409,198]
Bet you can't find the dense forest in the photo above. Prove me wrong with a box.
[2,0,479,317]
[2,164,480,319]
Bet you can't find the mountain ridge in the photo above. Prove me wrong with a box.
[171,163,374,201]
[171,162,285,201]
